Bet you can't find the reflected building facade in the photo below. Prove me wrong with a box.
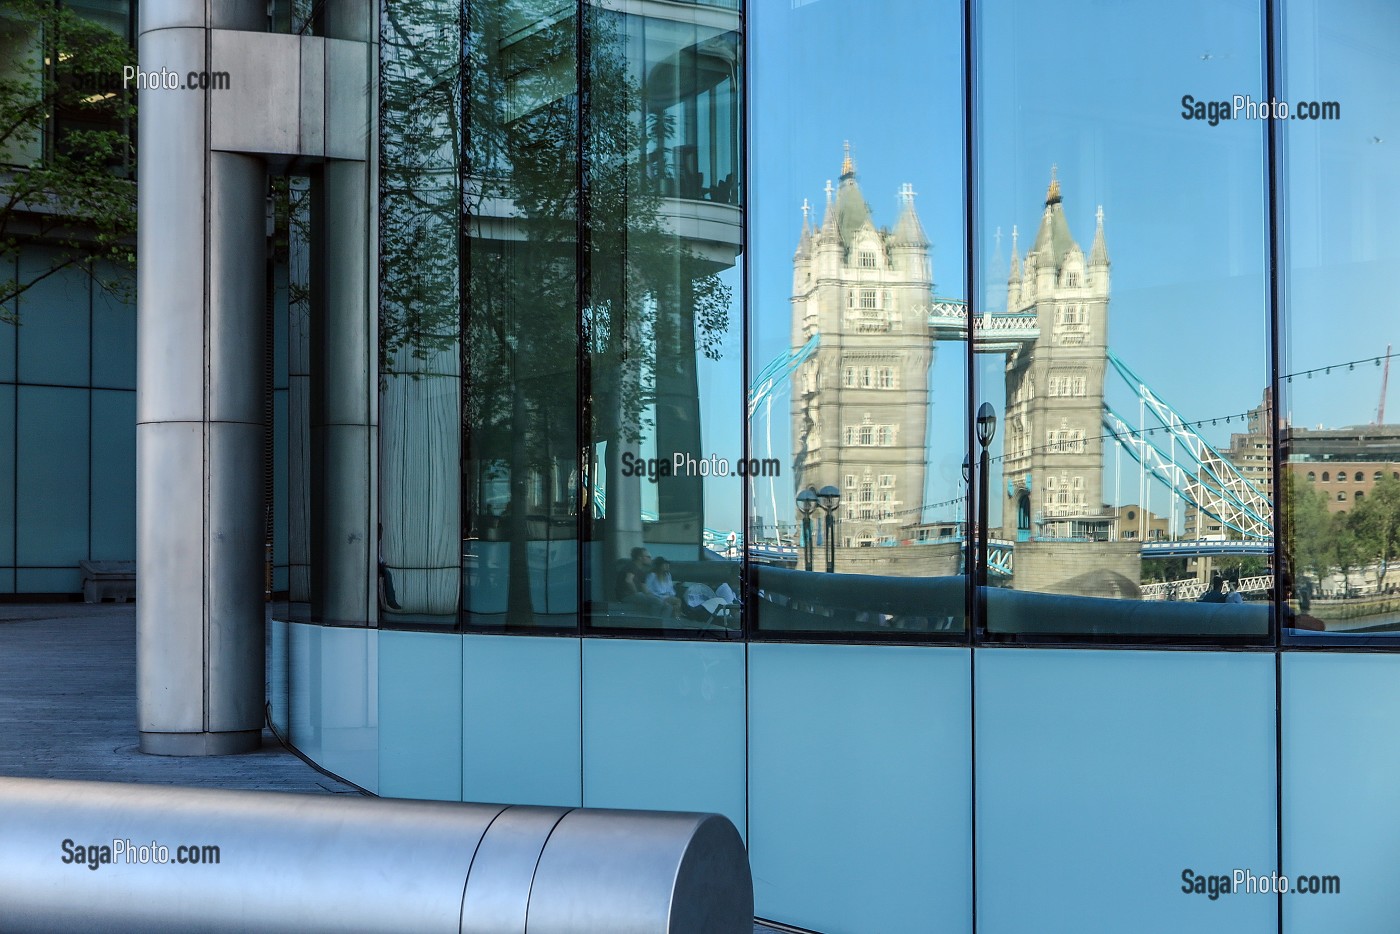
[789,162,1130,587]
[1002,174,1113,545]
[790,150,935,560]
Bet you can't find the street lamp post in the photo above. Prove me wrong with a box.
[962,454,972,575]
[796,487,818,572]
[976,403,998,589]
[817,485,841,573]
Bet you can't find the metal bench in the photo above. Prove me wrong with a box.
[80,560,136,603]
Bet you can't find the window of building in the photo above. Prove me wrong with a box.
[1306,471,1316,482]
[843,366,856,387]
[859,250,876,268]
[860,289,877,309]
[1321,471,1330,482]
[859,425,873,446]
[1355,471,1365,482]
[1337,491,1347,501]
[878,367,895,389]
[860,367,873,388]
[878,426,893,446]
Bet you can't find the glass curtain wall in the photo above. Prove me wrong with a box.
[747,0,967,636]
[460,0,580,629]
[975,0,1273,639]
[1280,0,1400,639]
[380,0,463,627]
[375,0,741,631]
[582,4,743,634]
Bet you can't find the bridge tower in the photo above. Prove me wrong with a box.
[1002,170,1116,543]
[791,146,933,547]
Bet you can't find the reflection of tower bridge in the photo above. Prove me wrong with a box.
[751,318,1274,556]
[757,151,1271,583]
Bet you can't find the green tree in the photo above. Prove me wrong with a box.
[0,0,135,320]
[1284,470,1334,580]
[1330,512,1364,596]
[1348,475,1400,581]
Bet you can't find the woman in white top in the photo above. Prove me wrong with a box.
[644,557,683,617]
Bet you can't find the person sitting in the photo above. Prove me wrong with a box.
[615,547,669,617]
[644,557,683,618]
[1197,573,1226,603]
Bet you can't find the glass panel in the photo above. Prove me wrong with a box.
[749,0,967,635]
[1280,0,1400,639]
[285,179,313,615]
[16,386,88,568]
[0,385,13,569]
[89,389,135,561]
[379,0,462,626]
[748,643,972,932]
[16,248,89,388]
[976,0,1272,639]
[976,649,1276,930]
[91,258,136,389]
[461,635,582,807]
[55,1,136,176]
[582,639,745,832]
[582,3,744,634]
[1283,654,1400,928]
[462,0,580,629]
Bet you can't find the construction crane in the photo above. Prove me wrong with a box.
[1378,344,1391,425]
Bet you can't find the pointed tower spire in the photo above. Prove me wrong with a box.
[890,182,929,246]
[1009,224,1021,280]
[1045,163,1061,205]
[1089,204,1109,266]
[797,197,814,256]
[841,140,855,179]
[821,178,837,229]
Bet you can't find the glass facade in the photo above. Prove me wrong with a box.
[249,0,1400,930]
[975,0,1273,639]
[339,0,1400,644]
[748,0,968,636]
[1280,0,1400,639]
[372,0,744,633]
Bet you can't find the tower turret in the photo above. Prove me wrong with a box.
[1088,204,1110,295]
[889,183,931,283]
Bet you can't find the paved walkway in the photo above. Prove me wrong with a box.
[0,604,788,933]
[0,603,357,793]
